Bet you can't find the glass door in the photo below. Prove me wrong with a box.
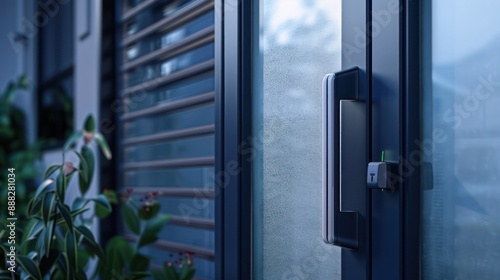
[238,0,500,279]
[247,0,500,279]
[421,0,500,278]
[251,0,373,279]
[251,0,343,279]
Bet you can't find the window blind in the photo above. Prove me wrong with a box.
[119,0,215,278]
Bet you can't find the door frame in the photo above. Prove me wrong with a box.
[343,0,421,279]
[215,0,253,279]
[341,0,371,279]
[216,0,422,279]
[402,0,421,279]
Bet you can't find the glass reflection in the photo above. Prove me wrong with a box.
[123,104,214,138]
[422,0,500,279]
[126,12,214,61]
[124,135,214,162]
[125,167,214,188]
[125,0,194,35]
[125,73,214,112]
[126,43,214,87]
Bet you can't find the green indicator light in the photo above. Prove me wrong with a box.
[381,150,385,162]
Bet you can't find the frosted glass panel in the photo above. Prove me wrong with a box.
[252,0,342,279]
[421,0,500,279]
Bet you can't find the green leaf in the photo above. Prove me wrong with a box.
[72,197,87,211]
[18,75,29,89]
[151,269,167,280]
[122,203,140,235]
[138,201,161,220]
[33,178,55,201]
[178,259,190,278]
[95,133,112,160]
[131,254,150,272]
[56,171,67,202]
[74,151,89,181]
[44,220,55,258]
[3,82,16,105]
[57,201,73,230]
[163,262,180,280]
[57,253,74,280]
[17,255,42,280]
[92,194,112,219]
[43,164,61,179]
[181,269,196,280]
[95,203,111,219]
[77,248,90,269]
[21,219,44,243]
[65,230,78,272]
[19,239,37,256]
[36,228,46,258]
[79,146,94,195]
[102,237,135,280]
[27,198,42,218]
[54,207,89,227]
[75,270,88,280]
[75,225,104,259]
[138,214,170,248]
[64,131,83,151]
[84,115,95,133]
[39,250,60,276]
[41,191,56,226]
[104,189,119,204]
[27,251,38,261]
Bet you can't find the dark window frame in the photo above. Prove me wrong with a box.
[214,0,252,278]
[36,0,75,149]
[99,0,119,246]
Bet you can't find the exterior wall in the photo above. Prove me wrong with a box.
[73,0,102,206]
[74,1,103,273]
[0,0,20,86]
[0,0,36,144]
[1,0,103,205]
[1,1,103,273]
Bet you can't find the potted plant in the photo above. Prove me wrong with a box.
[1,115,195,279]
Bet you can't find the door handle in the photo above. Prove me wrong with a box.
[322,67,365,249]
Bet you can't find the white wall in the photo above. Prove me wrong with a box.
[73,0,102,223]
[73,1,103,274]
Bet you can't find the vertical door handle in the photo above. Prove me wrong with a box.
[322,67,364,249]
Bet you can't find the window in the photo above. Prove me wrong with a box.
[118,0,215,278]
[37,0,74,145]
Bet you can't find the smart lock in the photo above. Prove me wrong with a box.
[367,162,398,190]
